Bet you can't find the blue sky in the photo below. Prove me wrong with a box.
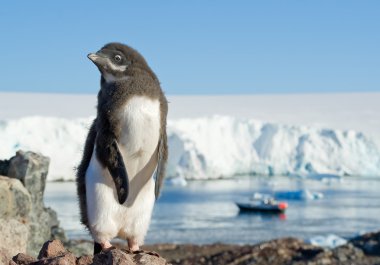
[0,1,379,95]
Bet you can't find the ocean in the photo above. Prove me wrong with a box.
[44,176,380,245]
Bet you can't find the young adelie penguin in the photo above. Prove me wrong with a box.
[76,42,168,254]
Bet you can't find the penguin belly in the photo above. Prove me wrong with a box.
[85,96,161,244]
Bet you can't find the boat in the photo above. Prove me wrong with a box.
[236,196,288,213]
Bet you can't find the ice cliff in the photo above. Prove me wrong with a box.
[0,116,379,181]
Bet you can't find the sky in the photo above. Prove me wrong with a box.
[0,1,379,95]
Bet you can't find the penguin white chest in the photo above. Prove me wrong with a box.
[118,96,161,177]
[85,96,161,244]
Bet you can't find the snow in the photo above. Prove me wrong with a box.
[167,116,380,179]
[307,234,348,248]
[0,115,379,181]
[1,92,380,142]
[0,116,92,180]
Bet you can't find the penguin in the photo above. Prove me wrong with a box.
[76,42,168,254]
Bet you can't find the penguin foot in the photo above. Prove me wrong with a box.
[101,241,114,251]
[94,241,115,255]
[127,238,140,252]
[103,246,117,252]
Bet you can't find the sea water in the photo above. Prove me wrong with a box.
[44,176,380,244]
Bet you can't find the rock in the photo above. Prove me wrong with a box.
[65,240,93,257]
[332,243,364,261]
[0,247,11,265]
[0,176,31,219]
[12,253,37,264]
[35,253,77,265]
[8,151,50,199]
[12,240,170,265]
[350,231,380,256]
[363,240,380,255]
[38,240,67,259]
[134,252,168,265]
[50,226,68,243]
[93,248,169,265]
[13,240,77,265]
[0,159,9,176]
[0,176,30,258]
[76,255,93,265]
[93,249,134,265]
[148,233,380,265]
[4,150,66,257]
[0,218,29,259]
[11,233,380,265]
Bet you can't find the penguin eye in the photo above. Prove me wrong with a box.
[114,55,122,62]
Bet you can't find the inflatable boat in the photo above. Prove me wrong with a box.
[236,197,288,213]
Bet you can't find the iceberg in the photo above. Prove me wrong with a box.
[0,115,379,181]
[308,173,343,184]
[275,189,324,200]
[307,234,348,248]
[251,192,273,200]
[165,176,188,187]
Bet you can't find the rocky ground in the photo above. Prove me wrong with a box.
[5,231,380,265]
[1,150,380,264]
[141,232,380,265]
[150,232,380,265]
[9,240,168,265]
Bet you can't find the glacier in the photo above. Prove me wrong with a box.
[0,115,379,181]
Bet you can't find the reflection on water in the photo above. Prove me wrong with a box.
[237,211,287,221]
[44,176,380,244]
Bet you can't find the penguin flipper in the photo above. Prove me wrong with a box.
[154,134,168,199]
[76,119,97,228]
[108,140,129,204]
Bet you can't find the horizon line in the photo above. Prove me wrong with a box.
[1,90,380,97]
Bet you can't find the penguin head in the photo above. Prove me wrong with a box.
[88,42,150,83]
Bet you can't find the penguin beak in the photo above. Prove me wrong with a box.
[87,53,99,62]
[87,53,108,71]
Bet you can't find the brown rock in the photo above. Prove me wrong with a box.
[93,249,134,265]
[35,253,76,265]
[109,249,135,265]
[76,255,93,265]
[9,239,170,265]
[12,253,37,265]
[133,252,168,265]
[37,240,67,259]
